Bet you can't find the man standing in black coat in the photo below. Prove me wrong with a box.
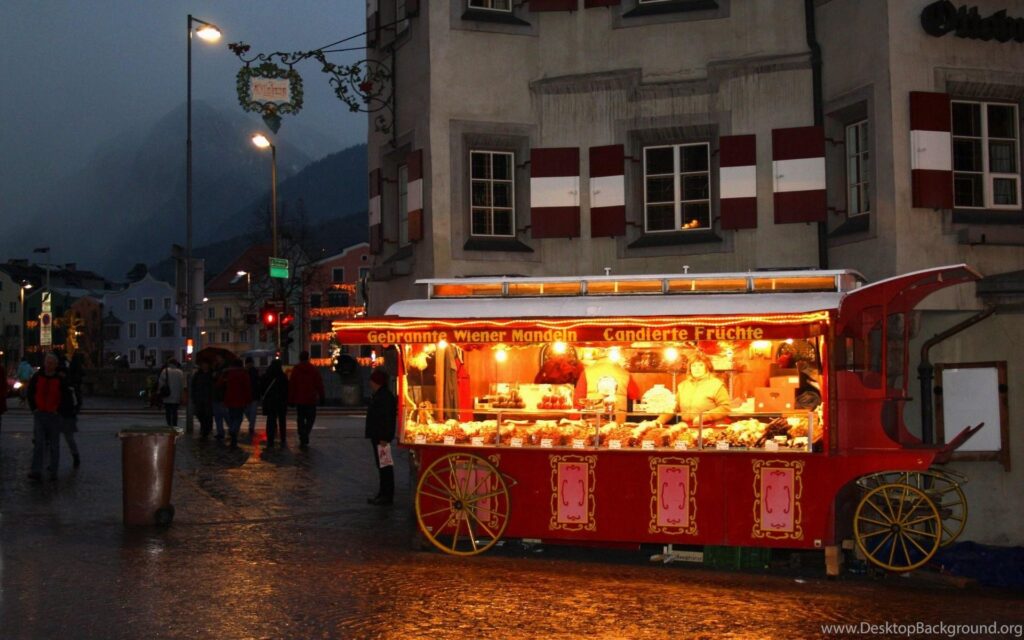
[365,369,397,505]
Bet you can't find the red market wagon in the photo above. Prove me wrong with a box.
[336,265,982,573]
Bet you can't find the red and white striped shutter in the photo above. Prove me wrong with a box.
[910,92,954,209]
[369,168,382,254]
[366,0,380,48]
[589,145,625,237]
[719,135,757,229]
[584,0,619,6]
[772,126,826,224]
[531,147,581,238]
[406,149,424,242]
[530,0,578,11]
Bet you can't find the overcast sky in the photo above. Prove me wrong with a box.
[1,0,367,220]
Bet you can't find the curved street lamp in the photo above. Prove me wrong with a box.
[185,14,221,434]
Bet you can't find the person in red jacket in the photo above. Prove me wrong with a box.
[218,358,253,449]
[288,351,325,450]
[26,353,72,480]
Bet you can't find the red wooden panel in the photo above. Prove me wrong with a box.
[720,197,757,230]
[532,206,580,238]
[590,206,625,237]
[588,144,624,178]
[531,147,580,178]
[408,209,423,242]
[406,149,423,182]
[910,91,951,132]
[719,135,756,167]
[912,169,954,209]
[530,0,578,11]
[369,168,381,198]
[773,190,826,224]
[369,223,383,254]
[772,126,824,161]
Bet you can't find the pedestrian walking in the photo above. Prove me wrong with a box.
[60,353,85,468]
[26,353,72,481]
[158,359,185,427]
[288,351,325,450]
[212,360,228,441]
[365,369,397,505]
[220,358,252,449]
[259,359,289,448]
[244,357,260,440]
[191,360,215,439]
[0,374,8,434]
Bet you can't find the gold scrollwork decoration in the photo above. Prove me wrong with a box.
[549,454,597,532]
[648,457,699,536]
[751,459,805,540]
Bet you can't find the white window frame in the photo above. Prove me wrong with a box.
[221,331,231,343]
[129,351,136,364]
[332,267,346,284]
[468,0,511,12]
[469,150,516,238]
[143,298,153,311]
[207,307,215,319]
[642,142,712,233]
[164,297,171,310]
[398,163,410,247]
[128,323,137,339]
[952,100,1021,211]
[224,307,232,319]
[846,120,870,217]
[128,299,137,312]
[148,322,157,338]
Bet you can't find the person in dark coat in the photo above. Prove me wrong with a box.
[61,353,84,467]
[288,351,325,450]
[0,373,7,434]
[259,359,289,447]
[191,360,215,439]
[244,357,260,439]
[365,369,397,505]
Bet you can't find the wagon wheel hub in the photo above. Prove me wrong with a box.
[453,500,464,511]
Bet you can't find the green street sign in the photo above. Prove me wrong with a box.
[269,257,289,279]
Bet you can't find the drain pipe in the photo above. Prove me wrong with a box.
[804,0,828,269]
[918,306,995,444]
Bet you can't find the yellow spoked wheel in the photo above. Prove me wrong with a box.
[855,483,941,572]
[415,453,510,556]
[858,470,968,546]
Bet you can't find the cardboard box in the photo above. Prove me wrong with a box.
[769,365,798,378]
[770,375,800,390]
[754,386,796,412]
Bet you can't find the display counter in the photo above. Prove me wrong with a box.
[403,408,817,452]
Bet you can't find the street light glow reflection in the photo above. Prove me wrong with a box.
[251,134,272,149]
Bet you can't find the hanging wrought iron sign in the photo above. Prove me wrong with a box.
[228,42,393,135]
[229,43,305,133]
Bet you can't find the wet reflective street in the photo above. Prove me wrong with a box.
[2,410,1022,639]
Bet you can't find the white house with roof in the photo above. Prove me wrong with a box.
[103,274,183,368]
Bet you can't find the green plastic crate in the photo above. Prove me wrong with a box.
[703,545,771,571]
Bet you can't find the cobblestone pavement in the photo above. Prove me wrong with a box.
[2,408,1022,639]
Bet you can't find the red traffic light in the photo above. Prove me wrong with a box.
[280,313,294,326]
[262,310,278,328]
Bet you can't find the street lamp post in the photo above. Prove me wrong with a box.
[252,134,281,356]
[19,282,32,362]
[186,14,221,434]
[236,270,255,349]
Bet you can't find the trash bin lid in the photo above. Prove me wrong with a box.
[119,426,182,437]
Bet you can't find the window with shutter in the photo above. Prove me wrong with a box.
[471,150,516,237]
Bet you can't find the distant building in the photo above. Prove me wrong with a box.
[102,274,183,368]
[202,244,272,359]
[302,242,370,367]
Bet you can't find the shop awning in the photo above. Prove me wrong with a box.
[385,292,844,318]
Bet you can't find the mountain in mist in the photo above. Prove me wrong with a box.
[2,101,351,278]
[149,143,368,282]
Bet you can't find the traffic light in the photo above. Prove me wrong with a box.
[280,312,295,348]
[262,307,278,329]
